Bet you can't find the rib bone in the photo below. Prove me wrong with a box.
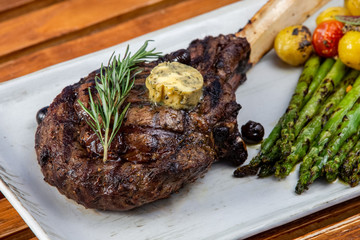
[236,0,331,65]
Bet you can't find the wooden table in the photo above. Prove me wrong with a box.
[1,0,360,239]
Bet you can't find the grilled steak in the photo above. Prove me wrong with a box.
[35,34,250,210]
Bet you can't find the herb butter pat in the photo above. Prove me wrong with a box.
[146,62,204,109]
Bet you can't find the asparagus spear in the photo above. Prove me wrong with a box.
[325,77,360,184]
[293,59,348,137]
[280,55,321,156]
[296,96,360,194]
[296,74,360,193]
[313,101,360,175]
[303,58,336,104]
[275,70,360,178]
[348,164,360,187]
[280,58,334,156]
[234,57,324,178]
[235,58,338,178]
[344,153,360,187]
[233,117,283,177]
[255,140,282,177]
[325,130,360,183]
[258,162,276,178]
[340,139,360,185]
[281,59,347,159]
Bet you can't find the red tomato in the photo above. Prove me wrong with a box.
[312,20,344,57]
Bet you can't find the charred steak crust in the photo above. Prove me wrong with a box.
[35,34,250,210]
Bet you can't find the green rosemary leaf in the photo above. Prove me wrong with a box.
[335,15,360,26]
[78,40,161,162]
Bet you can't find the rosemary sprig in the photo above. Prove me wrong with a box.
[78,41,161,162]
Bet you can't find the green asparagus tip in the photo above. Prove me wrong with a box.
[326,173,338,183]
[274,165,290,179]
[341,174,350,184]
[295,182,307,195]
[257,163,275,178]
[233,165,259,178]
[310,166,320,177]
[349,176,359,187]
[296,171,311,194]
[325,162,338,182]
[342,165,352,177]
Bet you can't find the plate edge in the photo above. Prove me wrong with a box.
[0,178,50,240]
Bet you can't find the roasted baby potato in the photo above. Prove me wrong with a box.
[274,25,313,66]
[339,31,360,70]
[316,7,350,25]
[345,0,360,15]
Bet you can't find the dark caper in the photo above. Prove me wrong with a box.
[36,106,49,124]
[241,120,264,144]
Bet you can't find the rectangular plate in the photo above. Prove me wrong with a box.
[0,0,356,239]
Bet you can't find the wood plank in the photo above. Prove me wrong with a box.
[0,0,173,58]
[295,214,360,239]
[0,198,32,238]
[0,0,36,13]
[246,196,360,239]
[1,228,37,240]
[0,0,240,82]
[0,0,64,23]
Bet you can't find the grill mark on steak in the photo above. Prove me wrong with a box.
[35,34,249,210]
[39,148,50,167]
[205,77,222,108]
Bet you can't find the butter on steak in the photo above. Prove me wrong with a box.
[146,61,204,109]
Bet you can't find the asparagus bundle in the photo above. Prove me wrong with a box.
[268,59,345,169]
[325,128,360,183]
[281,59,347,157]
[234,56,326,177]
[296,97,360,194]
[280,58,335,156]
[275,70,360,178]
[279,55,322,156]
[235,54,360,194]
[340,139,360,187]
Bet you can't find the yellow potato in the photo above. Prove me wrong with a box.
[339,31,360,70]
[316,7,350,25]
[274,25,313,66]
[345,0,360,15]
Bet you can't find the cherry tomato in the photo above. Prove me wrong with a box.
[312,20,344,57]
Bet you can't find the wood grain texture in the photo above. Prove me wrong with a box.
[1,228,37,240]
[0,0,65,23]
[0,0,36,12]
[0,0,239,82]
[295,215,360,239]
[0,197,36,239]
[0,0,168,57]
[246,196,360,239]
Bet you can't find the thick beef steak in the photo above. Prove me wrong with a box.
[35,34,250,210]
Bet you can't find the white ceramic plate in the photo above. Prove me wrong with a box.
[0,0,356,239]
